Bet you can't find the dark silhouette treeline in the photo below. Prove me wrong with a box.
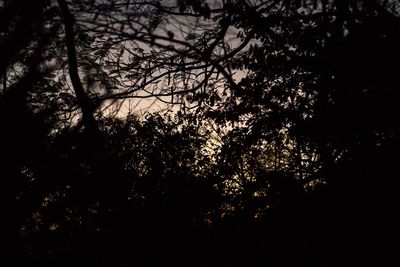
[1,0,400,266]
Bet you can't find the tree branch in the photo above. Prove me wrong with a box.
[57,0,98,133]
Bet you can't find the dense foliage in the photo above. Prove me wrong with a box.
[1,0,399,266]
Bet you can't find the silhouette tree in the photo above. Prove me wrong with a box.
[2,0,400,266]
[204,1,400,266]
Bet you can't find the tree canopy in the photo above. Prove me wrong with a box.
[1,0,400,266]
